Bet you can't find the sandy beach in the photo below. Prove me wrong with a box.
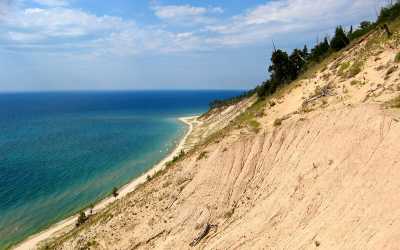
[13,116,198,250]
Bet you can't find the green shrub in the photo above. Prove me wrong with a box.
[112,187,119,197]
[350,80,361,86]
[338,61,351,77]
[395,52,400,63]
[166,150,185,166]
[347,61,363,78]
[76,212,88,227]
[197,151,208,161]
[248,119,261,133]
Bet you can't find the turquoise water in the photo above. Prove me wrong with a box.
[0,90,242,249]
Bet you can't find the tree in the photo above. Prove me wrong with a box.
[310,37,330,62]
[330,26,350,51]
[378,1,400,23]
[256,80,276,98]
[290,48,307,76]
[268,49,296,84]
[359,21,372,29]
[302,45,309,60]
[348,25,353,37]
[76,212,87,227]
[112,187,119,197]
[89,203,94,215]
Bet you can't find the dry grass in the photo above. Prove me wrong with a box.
[350,80,362,86]
[230,98,265,133]
[386,95,400,108]
[197,151,208,161]
[298,51,342,81]
[338,61,351,77]
[347,61,363,78]
[337,60,364,79]
[321,72,331,80]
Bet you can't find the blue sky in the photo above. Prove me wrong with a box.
[0,0,388,91]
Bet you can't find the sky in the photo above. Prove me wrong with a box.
[0,0,389,91]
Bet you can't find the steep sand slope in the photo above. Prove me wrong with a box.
[49,105,400,250]
[39,22,400,250]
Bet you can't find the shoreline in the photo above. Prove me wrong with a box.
[13,116,198,250]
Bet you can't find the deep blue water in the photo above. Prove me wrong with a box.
[0,90,242,249]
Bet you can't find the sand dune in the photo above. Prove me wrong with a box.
[15,20,400,250]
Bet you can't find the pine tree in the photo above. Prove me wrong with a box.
[330,26,350,51]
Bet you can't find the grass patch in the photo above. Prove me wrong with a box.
[347,61,363,78]
[224,208,235,219]
[299,51,341,81]
[350,80,362,86]
[231,98,265,133]
[248,119,261,132]
[338,61,351,77]
[197,151,208,161]
[166,150,185,167]
[395,51,400,63]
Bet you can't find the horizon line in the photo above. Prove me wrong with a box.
[0,88,249,94]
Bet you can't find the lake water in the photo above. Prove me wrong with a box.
[0,90,242,248]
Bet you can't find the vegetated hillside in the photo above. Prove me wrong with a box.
[40,11,400,250]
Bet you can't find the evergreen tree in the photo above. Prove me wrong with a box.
[330,26,350,51]
[310,37,330,62]
[360,21,372,29]
[348,25,353,37]
[302,45,309,60]
[268,49,296,84]
[289,48,307,76]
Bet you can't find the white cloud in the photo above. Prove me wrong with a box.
[4,7,134,41]
[32,0,69,7]
[0,0,390,56]
[152,4,223,25]
[8,31,45,41]
[0,4,207,56]
[154,5,207,19]
[205,0,387,46]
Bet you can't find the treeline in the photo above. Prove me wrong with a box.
[256,0,400,99]
[209,89,255,109]
[256,25,349,98]
[209,1,400,109]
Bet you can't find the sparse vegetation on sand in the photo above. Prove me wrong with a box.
[395,51,400,62]
[76,212,88,227]
[112,187,119,198]
[197,151,208,161]
[387,95,400,108]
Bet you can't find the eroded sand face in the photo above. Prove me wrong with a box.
[18,26,400,250]
[49,105,400,250]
